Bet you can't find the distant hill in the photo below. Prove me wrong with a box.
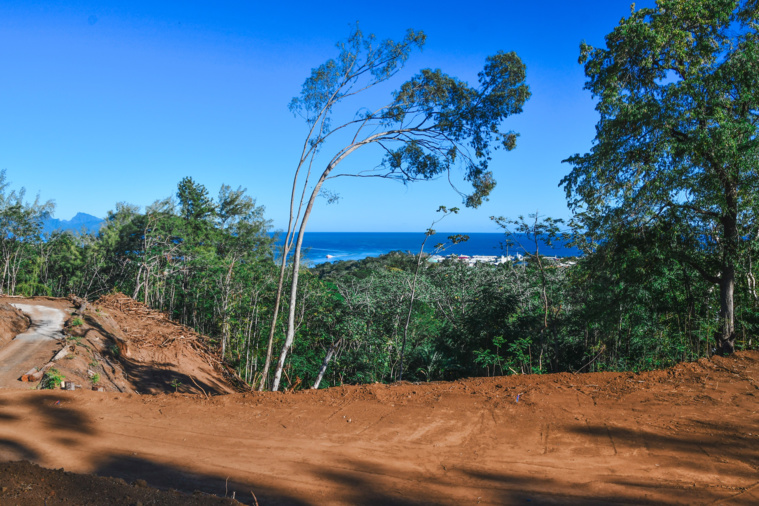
[43,212,103,234]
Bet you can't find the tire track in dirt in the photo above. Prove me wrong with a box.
[1,351,758,504]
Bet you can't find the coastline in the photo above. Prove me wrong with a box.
[271,232,581,265]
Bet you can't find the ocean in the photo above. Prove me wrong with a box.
[272,232,581,265]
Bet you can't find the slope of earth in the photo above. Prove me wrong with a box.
[84,292,242,395]
[0,294,239,396]
[1,351,758,505]
[0,302,29,348]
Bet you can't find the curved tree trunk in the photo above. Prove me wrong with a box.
[312,339,341,390]
[271,230,305,391]
[271,172,331,391]
[257,255,288,390]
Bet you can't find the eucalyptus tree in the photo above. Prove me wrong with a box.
[562,0,759,354]
[265,26,531,391]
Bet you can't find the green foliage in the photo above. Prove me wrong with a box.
[286,25,530,257]
[71,316,84,327]
[4,13,757,389]
[0,169,54,296]
[90,373,100,384]
[562,0,759,353]
[3,167,754,386]
[177,177,214,222]
[41,368,64,390]
[17,282,52,297]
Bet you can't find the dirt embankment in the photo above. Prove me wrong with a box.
[0,294,246,504]
[0,302,30,348]
[1,349,758,505]
[87,293,242,395]
[0,293,242,396]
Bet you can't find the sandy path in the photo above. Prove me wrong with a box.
[0,304,66,388]
[0,352,758,505]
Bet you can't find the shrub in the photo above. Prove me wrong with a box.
[41,368,65,389]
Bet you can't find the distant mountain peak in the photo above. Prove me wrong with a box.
[43,212,103,234]
[69,212,101,223]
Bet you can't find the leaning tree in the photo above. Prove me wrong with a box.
[562,0,759,354]
[259,26,531,391]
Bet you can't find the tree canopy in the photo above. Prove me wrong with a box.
[562,0,759,353]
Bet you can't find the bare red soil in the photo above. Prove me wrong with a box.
[0,303,28,349]
[81,293,242,395]
[1,297,758,505]
[0,294,240,396]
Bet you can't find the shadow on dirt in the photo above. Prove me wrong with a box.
[459,468,657,505]
[0,392,94,463]
[0,392,755,505]
[571,423,759,482]
[18,392,94,435]
[118,360,222,396]
[0,438,39,461]
[94,454,310,506]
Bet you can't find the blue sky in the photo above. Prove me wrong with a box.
[0,1,654,232]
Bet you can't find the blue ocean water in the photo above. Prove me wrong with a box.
[273,232,581,265]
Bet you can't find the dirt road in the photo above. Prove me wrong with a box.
[0,304,66,388]
[1,351,758,505]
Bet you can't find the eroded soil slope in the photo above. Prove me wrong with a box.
[0,302,28,348]
[0,294,240,395]
[1,351,758,505]
[88,292,242,395]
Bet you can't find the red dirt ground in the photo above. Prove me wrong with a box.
[1,297,758,505]
[0,303,28,349]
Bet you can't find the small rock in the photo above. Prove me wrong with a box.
[133,479,147,488]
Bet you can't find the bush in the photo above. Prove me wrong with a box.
[41,368,64,389]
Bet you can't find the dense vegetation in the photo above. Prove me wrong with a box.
[2,171,756,390]
[2,1,757,390]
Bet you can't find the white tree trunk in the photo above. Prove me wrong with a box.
[312,339,340,390]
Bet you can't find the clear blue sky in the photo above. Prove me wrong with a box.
[0,1,654,232]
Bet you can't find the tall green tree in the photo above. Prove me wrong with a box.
[0,170,54,295]
[266,25,531,391]
[562,0,759,354]
[177,176,215,222]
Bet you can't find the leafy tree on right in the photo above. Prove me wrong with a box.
[563,0,759,354]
